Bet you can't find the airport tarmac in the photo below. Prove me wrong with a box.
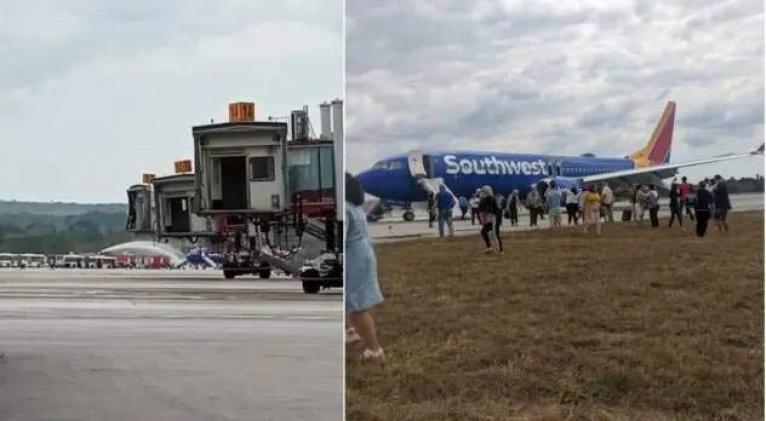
[369,192,764,243]
[0,269,342,421]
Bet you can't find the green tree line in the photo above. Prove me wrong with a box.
[0,210,130,254]
[723,175,765,194]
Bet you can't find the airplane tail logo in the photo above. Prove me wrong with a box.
[629,101,675,168]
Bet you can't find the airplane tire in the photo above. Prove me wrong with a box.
[223,270,237,280]
[302,269,321,294]
[403,210,415,221]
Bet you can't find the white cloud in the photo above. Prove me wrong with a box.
[0,0,342,202]
[346,0,764,180]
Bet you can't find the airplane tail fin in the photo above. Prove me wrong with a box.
[629,101,675,167]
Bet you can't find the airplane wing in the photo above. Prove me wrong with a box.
[580,143,764,185]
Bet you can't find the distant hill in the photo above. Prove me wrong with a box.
[0,200,130,254]
[0,200,126,216]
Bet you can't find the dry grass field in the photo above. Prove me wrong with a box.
[346,211,764,421]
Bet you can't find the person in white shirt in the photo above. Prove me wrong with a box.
[565,187,579,225]
[647,184,660,228]
[636,185,650,225]
[601,183,614,223]
[705,178,715,193]
[469,190,480,225]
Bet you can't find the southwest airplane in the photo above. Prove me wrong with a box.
[356,102,764,221]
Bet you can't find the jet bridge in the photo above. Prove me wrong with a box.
[153,170,218,240]
[126,177,155,235]
[190,101,342,292]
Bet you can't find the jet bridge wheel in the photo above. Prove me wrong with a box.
[301,269,321,294]
[403,210,415,221]
[257,262,271,279]
[223,270,237,279]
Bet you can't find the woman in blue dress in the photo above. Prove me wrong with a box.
[345,173,384,361]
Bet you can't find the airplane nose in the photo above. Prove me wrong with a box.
[355,169,378,197]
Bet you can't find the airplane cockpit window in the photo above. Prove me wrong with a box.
[372,160,404,171]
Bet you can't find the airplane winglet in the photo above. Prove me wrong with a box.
[753,142,765,155]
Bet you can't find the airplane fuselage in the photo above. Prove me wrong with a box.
[357,151,636,202]
[356,102,764,207]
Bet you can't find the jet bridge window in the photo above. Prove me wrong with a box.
[249,156,275,182]
[288,147,335,194]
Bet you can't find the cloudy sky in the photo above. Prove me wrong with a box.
[0,0,342,203]
[347,0,764,181]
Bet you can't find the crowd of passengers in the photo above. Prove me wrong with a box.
[427,174,733,252]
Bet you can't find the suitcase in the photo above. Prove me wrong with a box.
[622,209,632,222]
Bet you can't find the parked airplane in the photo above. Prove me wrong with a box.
[176,247,221,269]
[356,101,764,221]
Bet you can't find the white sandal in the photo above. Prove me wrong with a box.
[361,348,385,362]
[345,328,361,344]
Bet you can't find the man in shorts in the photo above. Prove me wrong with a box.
[712,174,731,232]
[545,180,562,229]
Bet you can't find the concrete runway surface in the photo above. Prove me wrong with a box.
[370,192,764,243]
[0,269,342,421]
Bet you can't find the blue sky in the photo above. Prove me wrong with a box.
[0,0,342,202]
